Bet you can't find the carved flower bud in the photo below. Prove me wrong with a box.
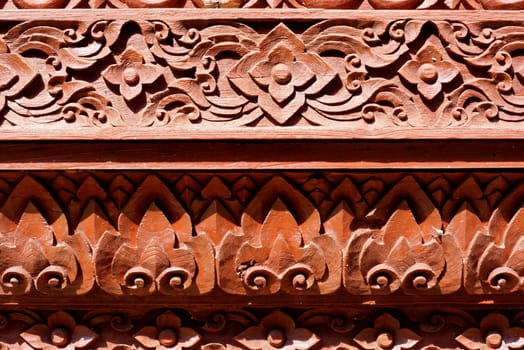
[122,67,140,86]
[50,327,70,347]
[485,331,503,349]
[267,329,286,348]
[158,328,178,347]
[376,331,394,349]
[418,63,438,84]
[271,64,292,85]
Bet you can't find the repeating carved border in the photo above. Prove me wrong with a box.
[0,307,522,349]
[0,0,522,9]
[0,171,524,300]
[3,11,524,139]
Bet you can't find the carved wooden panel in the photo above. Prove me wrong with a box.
[0,171,521,300]
[3,10,524,139]
[1,3,524,350]
[0,307,523,349]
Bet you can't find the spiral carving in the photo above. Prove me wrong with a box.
[123,266,155,295]
[35,266,69,294]
[1,266,32,295]
[402,264,438,292]
[487,267,521,293]
[157,267,193,294]
[243,267,278,293]
[366,264,401,294]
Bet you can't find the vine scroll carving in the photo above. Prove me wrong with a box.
[2,12,524,139]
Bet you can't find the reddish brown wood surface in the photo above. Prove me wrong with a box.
[0,10,524,140]
[1,4,524,350]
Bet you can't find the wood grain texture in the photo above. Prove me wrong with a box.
[0,141,523,170]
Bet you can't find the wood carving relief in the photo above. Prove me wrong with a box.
[0,307,522,349]
[2,0,524,9]
[3,12,524,138]
[0,3,523,350]
[0,171,523,299]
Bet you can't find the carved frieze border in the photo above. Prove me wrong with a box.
[0,0,521,10]
[2,10,524,139]
[0,171,523,300]
[0,307,522,350]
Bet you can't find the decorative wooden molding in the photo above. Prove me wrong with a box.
[1,4,524,350]
[0,171,522,300]
[3,11,524,139]
[2,0,524,9]
[0,307,523,349]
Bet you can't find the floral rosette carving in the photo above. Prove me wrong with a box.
[399,42,460,101]
[354,313,421,350]
[0,176,94,296]
[455,313,524,349]
[20,311,98,350]
[217,176,341,295]
[344,176,462,295]
[235,310,319,350]
[103,48,162,102]
[228,24,336,124]
[134,311,201,350]
[94,175,214,296]
[464,182,524,294]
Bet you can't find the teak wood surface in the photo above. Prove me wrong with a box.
[1,2,524,350]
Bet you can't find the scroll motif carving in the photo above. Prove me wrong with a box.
[93,175,215,296]
[5,17,524,137]
[0,307,522,349]
[1,171,524,298]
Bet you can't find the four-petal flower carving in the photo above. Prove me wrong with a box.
[134,311,201,350]
[235,309,319,350]
[20,311,98,350]
[455,313,524,350]
[354,313,421,350]
[103,48,162,101]
[228,24,336,124]
[399,43,459,100]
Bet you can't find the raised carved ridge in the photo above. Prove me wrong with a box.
[3,15,524,139]
[0,0,522,9]
[0,307,522,349]
[0,172,524,298]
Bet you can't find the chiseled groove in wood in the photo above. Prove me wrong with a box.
[0,140,521,170]
[0,9,518,21]
[0,294,522,309]
[3,127,524,141]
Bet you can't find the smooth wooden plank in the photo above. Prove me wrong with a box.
[1,140,523,169]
